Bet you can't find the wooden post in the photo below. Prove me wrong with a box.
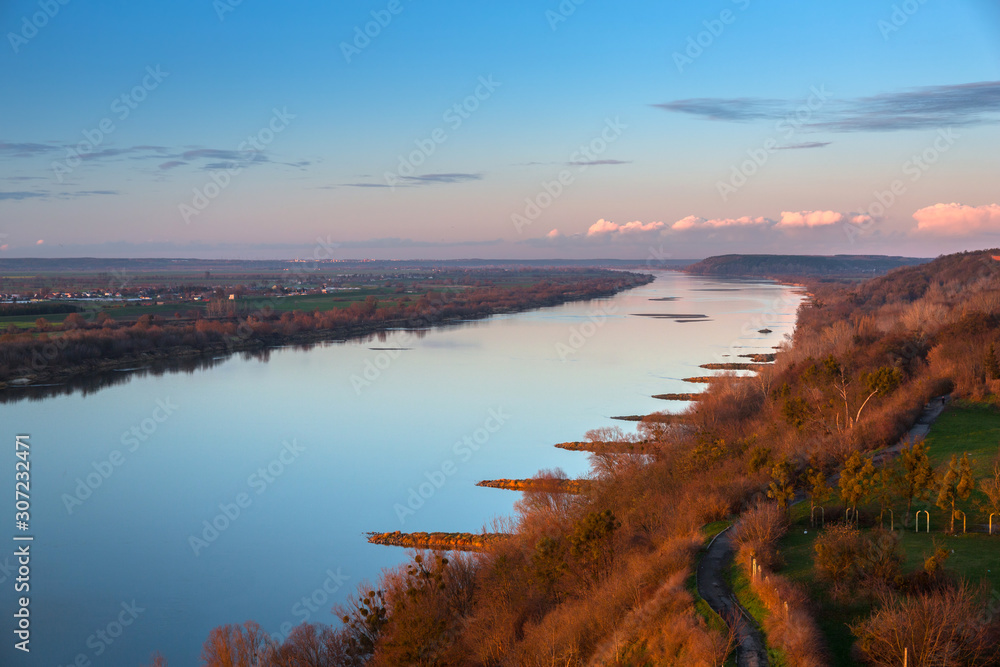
[904,646,908,667]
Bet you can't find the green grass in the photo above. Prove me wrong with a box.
[726,562,788,667]
[923,400,1000,475]
[774,401,1000,666]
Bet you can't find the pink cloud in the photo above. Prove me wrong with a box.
[546,229,561,238]
[671,215,770,231]
[913,202,1000,235]
[0,244,8,251]
[586,219,664,236]
[36,239,44,245]
[776,210,845,228]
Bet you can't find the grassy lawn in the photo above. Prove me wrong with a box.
[776,401,1000,666]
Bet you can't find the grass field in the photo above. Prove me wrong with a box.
[775,401,1000,665]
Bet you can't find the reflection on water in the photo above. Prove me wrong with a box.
[0,272,802,666]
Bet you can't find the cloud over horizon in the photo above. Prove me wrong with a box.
[913,203,1000,236]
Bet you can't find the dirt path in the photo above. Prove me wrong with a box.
[696,527,769,667]
[873,394,950,465]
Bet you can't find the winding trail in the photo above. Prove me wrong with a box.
[696,527,769,667]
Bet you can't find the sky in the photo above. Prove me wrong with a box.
[1,0,999,260]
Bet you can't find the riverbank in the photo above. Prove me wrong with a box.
[0,271,653,394]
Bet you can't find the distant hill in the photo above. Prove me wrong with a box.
[684,254,930,279]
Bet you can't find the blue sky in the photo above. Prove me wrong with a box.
[1,0,999,259]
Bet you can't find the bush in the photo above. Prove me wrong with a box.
[852,584,1000,666]
[813,526,902,599]
[732,501,787,571]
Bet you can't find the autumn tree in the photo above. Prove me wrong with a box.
[803,466,832,523]
[839,452,876,517]
[978,451,1000,530]
[936,453,975,533]
[200,621,275,667]
[767,458,797,512]
[335,587,387,663]
[63,312,87,329]
[896,439,936,527]
[852,584,996,667]
[270,623,351,667]
[871,465,899,525]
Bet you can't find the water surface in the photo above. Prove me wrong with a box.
[0,271,802,666]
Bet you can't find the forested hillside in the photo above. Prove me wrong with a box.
[685,254,929,279]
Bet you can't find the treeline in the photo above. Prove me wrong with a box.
[685,253,928,278]
[0,302,80,317]
[0,271,650,386]
[162,250,1000,666]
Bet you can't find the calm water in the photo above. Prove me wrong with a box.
[0,271,802,666]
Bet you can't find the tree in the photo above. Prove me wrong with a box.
[200,621,275,667]
[568,509,619,584]
[851,584,995,667]
[984,342,1000,380]
[897,439,936,527]
[63,312,87,329]
[936,453,976,533]
[871,465,899,524]
[335,587,387,662]
[767,458,797,512]
[839,452,876,515]
[803,466,832,523]
[977,451,1000,528]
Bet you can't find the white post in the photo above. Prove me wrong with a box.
[904,646,908,667]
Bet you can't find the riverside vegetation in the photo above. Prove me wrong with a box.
[0,268,650,389]
[155,250,1000,666]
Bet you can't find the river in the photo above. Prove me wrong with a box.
[0,271,803,666]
